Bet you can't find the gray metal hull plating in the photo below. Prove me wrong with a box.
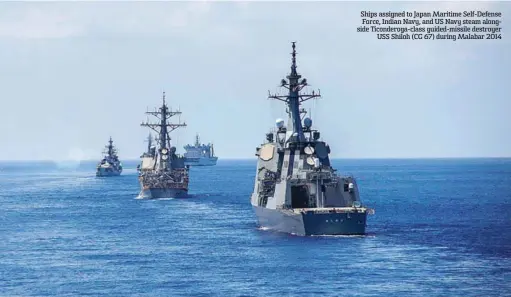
[184,157,218,166]
[253,206,367,236]
[96,169,122,177]
[138,187,188,199]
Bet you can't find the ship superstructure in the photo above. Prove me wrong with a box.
[140,133,155,158]
[137,92,189,198]
[250,42,374,236]
[183,134,218,166]
[96,137,123,177]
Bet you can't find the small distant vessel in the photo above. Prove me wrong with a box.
[96,137,122,177]
[183,134,218,166]
[250,42,374,236]
[137,92,190,199]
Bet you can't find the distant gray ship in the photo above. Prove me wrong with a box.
[250,42,374,236]
[96,137,122,177]
[184,134,218,166]
[137,92,189,199]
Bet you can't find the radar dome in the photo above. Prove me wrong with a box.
[276,118,285,129]
[303,117,312,128]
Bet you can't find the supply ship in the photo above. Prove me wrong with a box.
[183,134,218,166]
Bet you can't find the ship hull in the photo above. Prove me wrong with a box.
[96,168,122,177]
[184,157,218,166]
[138,187,188,199]
[253,206,367,236]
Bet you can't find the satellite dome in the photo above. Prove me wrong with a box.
[276,118,285,129]
[303,117,312,128]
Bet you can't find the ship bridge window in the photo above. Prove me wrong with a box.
[291,185,310,208]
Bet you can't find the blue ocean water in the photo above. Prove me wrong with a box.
[1,158,510,297]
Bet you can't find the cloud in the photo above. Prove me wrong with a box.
[0,1,215,40]
[0,1,508,159]
[0,6,84,39]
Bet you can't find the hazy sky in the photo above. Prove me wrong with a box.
[0,1,509,160]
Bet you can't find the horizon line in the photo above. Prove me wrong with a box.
[1,156,510,162]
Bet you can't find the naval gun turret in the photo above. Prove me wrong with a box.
[250,42,374,236]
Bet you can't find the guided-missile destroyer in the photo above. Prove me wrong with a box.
[250,42,374,236]
[137,92,189,199]
[96,137,122,177]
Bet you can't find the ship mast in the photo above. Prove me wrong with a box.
[145,133,153,154]
[268,42,321,143]
[140,92,187,169]
[105,136,115,157]
[195,133,200,147]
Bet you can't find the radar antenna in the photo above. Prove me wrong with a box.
[268,42,321,142]
[103,136,117,157]
[140,91,187,150]
[140,92,187,170]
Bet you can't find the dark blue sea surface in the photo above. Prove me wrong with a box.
[1,158,510,296]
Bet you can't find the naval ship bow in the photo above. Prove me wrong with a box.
[96,137,123,177]
[250,42,374,236]
[137,92,189,198]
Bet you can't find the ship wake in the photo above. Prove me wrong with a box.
[135,194,175,200]
[310,234,376,238]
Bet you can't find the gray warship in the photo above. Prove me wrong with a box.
[136,92,189,199]
[250,42,374,236]
[96,137,122,177]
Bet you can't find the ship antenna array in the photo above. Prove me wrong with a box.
[140,91,187,150]
[267,42,321,142]
[103,136,117,156]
